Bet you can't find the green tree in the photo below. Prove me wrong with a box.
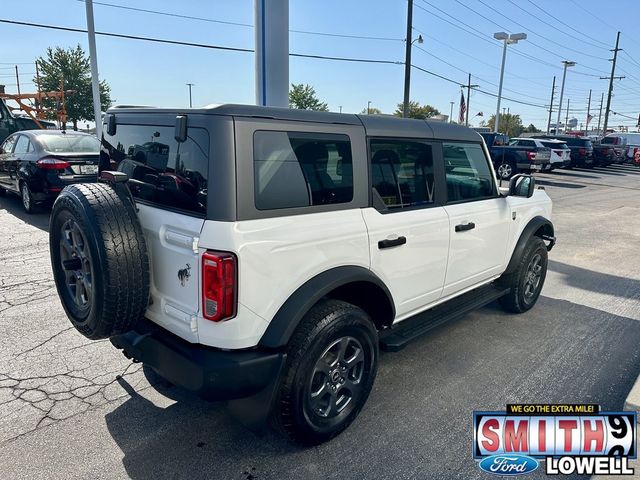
[523,123,541,133]
[360,106,382,115]
[394,101,440,119]
[486,113,524,137]
[288,83,329,111]
[34,45,112,130]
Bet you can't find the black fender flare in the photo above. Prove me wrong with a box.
[258,265,395,349]
[503,216,555,275]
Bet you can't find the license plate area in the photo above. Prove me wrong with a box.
[79,165,98,174]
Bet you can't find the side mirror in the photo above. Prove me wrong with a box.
[175,115,187,143]
[106,114,117,136]
[509,174,536,198]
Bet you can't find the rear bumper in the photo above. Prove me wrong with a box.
[110,319,285,401]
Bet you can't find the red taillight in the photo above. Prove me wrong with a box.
[578,148,587,155]
[202,251,237,322]
[527,151,536,160]
[36,157,70,170]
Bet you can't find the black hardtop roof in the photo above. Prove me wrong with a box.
[107,103,481,142]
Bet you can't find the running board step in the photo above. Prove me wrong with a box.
[379,284,509,352]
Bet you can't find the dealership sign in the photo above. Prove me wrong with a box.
[473,404,636,476]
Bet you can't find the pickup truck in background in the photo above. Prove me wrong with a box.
[479,132,551,180]
[0,98,56,144]
[593,135,627,166]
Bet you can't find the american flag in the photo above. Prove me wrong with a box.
[459,91,467,124]
[586,113,594,125]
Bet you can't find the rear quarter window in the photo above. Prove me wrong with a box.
[101,124,209,216]
[253,131,353,210]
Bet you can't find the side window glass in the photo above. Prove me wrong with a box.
[444,142,495,203]
[101,125,209,215]
[2,135,16,154]
[253,131,353,210]
[370,139,435,210]
[13,135,30,154]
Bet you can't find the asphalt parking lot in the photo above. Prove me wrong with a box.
[1,164,640,480]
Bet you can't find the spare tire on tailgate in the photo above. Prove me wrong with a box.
[50,183,150,340]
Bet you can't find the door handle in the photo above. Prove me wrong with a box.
[455,222,476,232]
[378,236,407,249]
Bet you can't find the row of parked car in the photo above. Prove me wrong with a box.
[479,131,640,179]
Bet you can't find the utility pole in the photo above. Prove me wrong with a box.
[597,92,604,136]
[602,31,622,136]
[565,99,570,132]
[367,100,371,115]
[449,101,454,123]
[585,89,592,136]
[402,0,414,118]
[465,73,478,127]
[14,66,21,97]
[546,76,556,134]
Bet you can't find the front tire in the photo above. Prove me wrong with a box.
[498,237,548,313]
[272,299,378,445]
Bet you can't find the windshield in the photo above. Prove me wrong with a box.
[601,136,619,145]
[38,134,100,153]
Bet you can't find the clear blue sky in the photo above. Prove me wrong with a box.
[1,0,640,130]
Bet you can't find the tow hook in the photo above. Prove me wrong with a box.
[542,234,556,251]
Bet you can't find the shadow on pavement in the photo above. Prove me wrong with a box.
[548,170,603,179]
[535,179,586,189]
[0,194,50,232]
[104,296,640,480]
[549,260,640,300]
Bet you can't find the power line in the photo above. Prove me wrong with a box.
[414,1,604,78]
[74,0,403,42]
[474,0,609,62]
[0,18,404,67]
[524,0,609,50]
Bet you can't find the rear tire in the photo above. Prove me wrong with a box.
[498,237,548,313]
[272,299,378,445]
[20,182,37,214]
[50,183,150,339]
[496,160,515,180]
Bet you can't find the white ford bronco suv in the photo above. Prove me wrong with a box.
[49,105,555,444]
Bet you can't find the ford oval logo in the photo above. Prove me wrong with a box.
[478,454,539,476]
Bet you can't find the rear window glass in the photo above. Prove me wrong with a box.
[253,131,353,210]
[541,141,567,149]
[564,138,592,148]
[38,134,99,153]
[101,125,209,215]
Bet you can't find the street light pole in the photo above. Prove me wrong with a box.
[493,32,526,134]
[84,0,102,137]
[556,60,575,134]
[186,83,195,108]
[449,101,454,123]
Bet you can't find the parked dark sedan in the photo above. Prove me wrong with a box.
[0,130,99,213]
